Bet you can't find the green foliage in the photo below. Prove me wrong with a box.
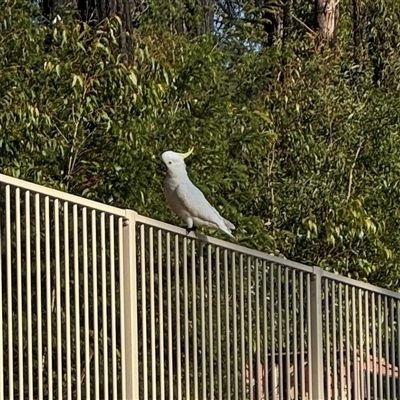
[2,0,400,290]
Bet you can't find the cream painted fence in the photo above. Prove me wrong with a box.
[1,173,400,399]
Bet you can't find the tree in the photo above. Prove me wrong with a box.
[255,0,293,44]
[315,0,340,47]
[178,0,215,34]
[4,0,400,287]
[41,0,134,57]
[352,0,364,62]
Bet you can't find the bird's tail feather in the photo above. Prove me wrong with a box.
[220,227,235,238]
[220,220,235,238]
[223,218,235,230]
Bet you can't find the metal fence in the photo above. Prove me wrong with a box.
[1,173,400,400]
[321,272,400,400]
[0,174,138,400]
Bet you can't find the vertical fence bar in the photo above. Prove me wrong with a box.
[16,188,23,399]
[325,279,330,398]
[307,275,312,399]
[365,291,370,400]
[397,301,400,400]
[384,297,389,399]
[270,264,276,399]
[149,227,156,399]
[263,262,269,400]
[121,210,139,400]
[345,285,350,400]
[92,210,99,399]
[200,242,206,400]
[140,224,147,399]
[292,270,298,400]
[240,254,246,399]
[183,237,190,399]
[83,207,90,400]
[277,264,283,398]
[26,197,32,398]
[299,271,305,400]
[255,259,261,400]
[332,281,337,400]
[216,248,222,399]
[191,239,198,399]
[378,294,383,399]
[100,213,109,400]
[372,292,377,399]
[359,290,365,400]
[55,199,62,400]
[248,257,254,400]
[119,217,126,398]
[285,267,290,400]
[35,193,43,399]
[185,237,191,397]
[208,245,214,399]
[64,203,72,400]
[175,235,182,400]
[109,215,117,399]
[157,230,165,400]
[338,283,344,400]
[0,186,3,400]
[351,286,359,400]
[45,196,53,400]
[200,243,206,399]
[167,233,173,399]
[73,204,81,400]
[310,267,324,399]
[6,185,13,400]
[224,249,231,399]
[391,298,395,400]
[232,252,238,400]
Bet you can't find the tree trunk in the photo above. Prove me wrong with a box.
[114,0,134,59]
[352,0,364,63]
[40,0,135,58]
[256,0,293,45]
[177,0,215,35]
[315,0,340,47]
[283,0,293,39]
[42,0,55,19]
[201,0,215,34]
[77,0,97,24]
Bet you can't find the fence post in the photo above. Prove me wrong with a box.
[122,210,139,400]
[310,266,324,399]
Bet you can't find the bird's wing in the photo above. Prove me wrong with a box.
[175,181,223,225]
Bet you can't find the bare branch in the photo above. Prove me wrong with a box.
[290,13,317,36]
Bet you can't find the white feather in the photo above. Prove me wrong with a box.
[161,150,235,238]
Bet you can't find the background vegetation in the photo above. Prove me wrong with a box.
[2,0,400,289]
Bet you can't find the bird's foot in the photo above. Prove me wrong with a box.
[186,226,197,235]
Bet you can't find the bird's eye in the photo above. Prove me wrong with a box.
[168,161,172,165]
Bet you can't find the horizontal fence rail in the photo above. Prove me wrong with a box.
[1,173,400,399]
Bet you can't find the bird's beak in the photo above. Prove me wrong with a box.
[179,147,194,159]
[160,162,167,171]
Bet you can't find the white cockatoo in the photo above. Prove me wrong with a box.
[161,148,235,238]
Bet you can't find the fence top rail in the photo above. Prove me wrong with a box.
[321,269,400,300]
[0,173,126,217]
[136,214,315,272]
